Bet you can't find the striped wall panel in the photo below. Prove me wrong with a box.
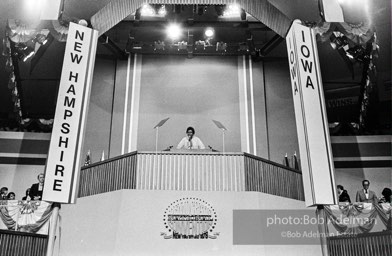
[244,153,304,200]
[0,132,50,165]
[331,136,392,169]
[0,230,48,256]
[136,152,246,191]
[327,231,392,256]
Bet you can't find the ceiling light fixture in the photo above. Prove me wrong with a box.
[34,34,48,45]
[140,4,156,16]
[157,5,167,16]
[204,27,215,38]
[15,44,35,62]
[166,23,182,40]
[223,4,241,17]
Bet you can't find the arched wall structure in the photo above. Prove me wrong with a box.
[91,0,293,37]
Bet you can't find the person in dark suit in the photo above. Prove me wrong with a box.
[379,188,392,203]
[29,173,45,201]
[355,179,377,204]
[337,185,351,203]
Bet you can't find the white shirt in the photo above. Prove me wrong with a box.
[176,136,205,150]
[364,189,369,199]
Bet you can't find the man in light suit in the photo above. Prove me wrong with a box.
[356,179,377,204]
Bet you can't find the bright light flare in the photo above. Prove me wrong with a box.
[223,4,241,17]
[204,27,215,38]
[166,23,182,40]
[140,4,156,16]
[157,5,167,16]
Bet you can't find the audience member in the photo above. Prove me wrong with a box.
[29,173,45,201]
[379,188,392,203]
[7,192,15,200]
[22,188,31,200]
[1,187,8,200]
[355,179,377,204]
[337,185,351,203]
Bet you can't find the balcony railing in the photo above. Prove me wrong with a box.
[0,229,48,256]
[79,151,304,200]
[327,231,392,256]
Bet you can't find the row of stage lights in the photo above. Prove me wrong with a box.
[129,4,250,56]
[166,24,216,40]
[137,3,246,19]
[127,24,255,56]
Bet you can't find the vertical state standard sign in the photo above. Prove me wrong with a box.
[286,21,337,207]
[43,22,98,203]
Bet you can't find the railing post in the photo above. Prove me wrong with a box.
[46,203,60,256]
[316,205,330,256]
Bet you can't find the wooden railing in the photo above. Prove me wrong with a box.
[0,229,48,256]
[327,231,392,256]
[244,153,304,200]
[78,152,138,197]
[79,151,304,200]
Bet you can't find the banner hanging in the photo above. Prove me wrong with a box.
[286,20,337,207]
[43,22,98,204]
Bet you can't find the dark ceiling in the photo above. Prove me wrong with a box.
[0,0,390,134]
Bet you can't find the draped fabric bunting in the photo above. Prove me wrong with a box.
[374,203,392,229]
[325,203,392,234]
[313,21,374,46]
[0,200,53,234]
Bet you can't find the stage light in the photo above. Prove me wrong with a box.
[346,45,367,62]
[157,5,167,16]
[154,40,165,51]
[204,27,215,38]
[140,4,156,16]
[34,34,48,45]
[216,42,227,52]
[329,34,349,50]
[166,23,182,40]
[238,42,249,52]
[177,41,187,51]
[195,40,206,51]
[16,44,35,62]
[223,4,241,17]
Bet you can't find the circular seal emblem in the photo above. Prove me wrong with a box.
[161,197,219,239]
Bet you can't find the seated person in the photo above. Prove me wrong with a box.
[7,192,15,200]
[176,127,205,150]
[29,173,45,201]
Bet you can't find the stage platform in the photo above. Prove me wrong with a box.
[57,190,322,256]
